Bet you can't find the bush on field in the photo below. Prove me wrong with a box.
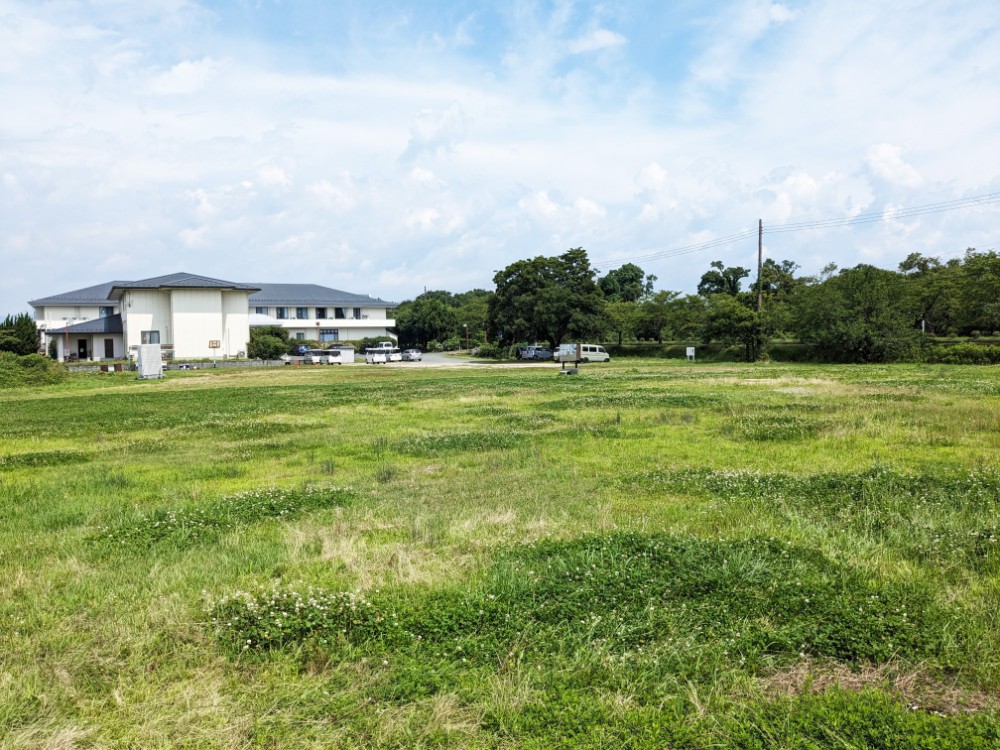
[0,352,69,388]
[471,342,504,359]
[924,343,1000,365]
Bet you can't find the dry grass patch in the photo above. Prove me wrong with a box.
[761,659,999,715]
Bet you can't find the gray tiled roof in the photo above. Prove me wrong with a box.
[111,272,260,294]
[249,283,394,306]
[29,282,123,306]
[51,314,123,334]
[32,275,394,309]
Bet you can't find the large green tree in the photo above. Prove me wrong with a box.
[898,252,962,335]
[598,263,656,302]
[395,295,458,349]
[0,313,39,356]
[701,294,776,361]
[956,249,1000,335]
[793,264,922,362]
[697,261,749,297]
[489,248,604,347]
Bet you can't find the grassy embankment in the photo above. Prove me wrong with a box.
[1,361,998,748]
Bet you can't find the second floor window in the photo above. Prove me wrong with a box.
[276,307,288,319]
[296,307,309,319]
[316,307,327,319]
[255,307,268,315]
[99,306,114,318]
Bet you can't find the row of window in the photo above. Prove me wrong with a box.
[257,306,364,320]
[292,329,341,342]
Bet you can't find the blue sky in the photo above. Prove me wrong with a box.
[2,0,999,316]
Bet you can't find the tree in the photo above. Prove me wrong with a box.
[489,248,604,347]
[697,261,749,297]
[0,313,39,356]
[634,290,678,342]
[395,295,458,349]
[452,289,492,345]
[793,264,921,362]
[955,249,1000,335]
[247,325,289,360]
[604,300,643,346]
[598,263,656,302]
[898,252,961,335]
[701,293,774,361]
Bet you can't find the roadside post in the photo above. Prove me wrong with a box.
[209,339,220,367]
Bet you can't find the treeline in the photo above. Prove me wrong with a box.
[393,247,1000,363]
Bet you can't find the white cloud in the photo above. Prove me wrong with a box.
[401,102,467,161]
[568,28,626,55]
[2,0,998,316]
[257,166,292,190]
[866,144,924,188]
[146,58,219,95]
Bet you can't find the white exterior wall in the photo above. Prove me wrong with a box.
[270,306,395,342]
[170,289,224,359]
[286,326,396,341]
[221,291,250,357]
[122,290,172,353]
[34,304,119,350]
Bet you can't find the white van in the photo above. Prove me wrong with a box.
[365,349,387,364]
[555,343,610,363]
[322,348,355,364]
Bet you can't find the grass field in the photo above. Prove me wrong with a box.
[1,360,998,748]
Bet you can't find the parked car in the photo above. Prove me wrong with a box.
[292,343,310,356]
[554,343,611,363]
[402,349,422,361]
[517,345,552,361]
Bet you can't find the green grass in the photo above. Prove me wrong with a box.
[1,361,998,748]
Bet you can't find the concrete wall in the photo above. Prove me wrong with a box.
[170,289,224,359]
[222,291,250,357]
[123,290,172,353]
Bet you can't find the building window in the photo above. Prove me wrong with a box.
[275,307,288,319]
[319,329,339,342]
[296,307,309,319]
[316,307,327,319]
[99,306,114,318]
[295,332,305,340]
[255,307,268,315]
[335,307,347,319]
[353,307,361,320]
[141,330,160,344]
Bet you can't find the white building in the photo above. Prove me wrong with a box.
[30,272,396,361]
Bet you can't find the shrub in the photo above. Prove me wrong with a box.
[471,342,504,359]
[924,343,1000,365]
[0,352,69,388]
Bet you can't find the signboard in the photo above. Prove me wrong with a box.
[686,346,695,361]
[208,340,221,349]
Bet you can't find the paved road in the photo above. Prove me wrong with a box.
[383,352,555,368]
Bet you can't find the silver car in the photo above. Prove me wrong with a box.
[402,349,422,361]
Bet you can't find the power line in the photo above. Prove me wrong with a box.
[592,191,1000,269]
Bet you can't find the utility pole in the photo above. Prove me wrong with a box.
[756,219,763,313]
